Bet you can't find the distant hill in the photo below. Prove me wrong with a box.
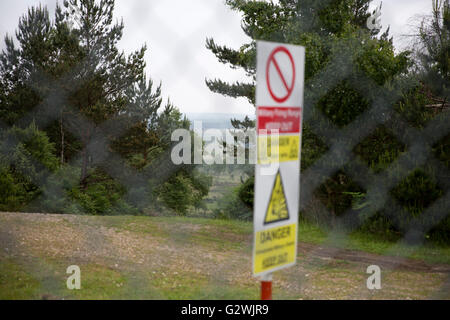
[186,113,255,130]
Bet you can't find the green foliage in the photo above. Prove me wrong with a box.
[0,168,30,212]
[352,169,447,243]
[0,0,148,182]
[395,85,435,128]
[0,1,212,216]
[390,169,446,243]
[0,123,58,211]
[428,216,450,244]
[41,167,139,215]
[0,123,58,172]
[156,170,212,215]
[357,211,400,241]
[391,169,443,218]
[206,0,449,245]
[111,76,163,168]
[317,81,370,127]
[213,187,252,221]
[315,171,364,217]
[206,0,410,212]
[417,0,450,101]
[433,133,450,169]
[156,174,193,214]
[300,124,329,171]
[69,185,126,216]
[38,164,81,214]
[354,126,406,173]
[237,175,254,209]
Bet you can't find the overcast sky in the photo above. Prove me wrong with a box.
[0,0,433,116]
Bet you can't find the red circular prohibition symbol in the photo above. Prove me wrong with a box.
[266,46,296,103]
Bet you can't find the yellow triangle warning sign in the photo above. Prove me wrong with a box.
[264,171,290,225]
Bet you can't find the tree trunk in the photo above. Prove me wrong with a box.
[60,114,65,165]
[81,144,88,186]
[80,130,90,187]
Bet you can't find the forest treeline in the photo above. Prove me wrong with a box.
[0,0,449,244]
[207,0,449,244]
[0,0,211,216]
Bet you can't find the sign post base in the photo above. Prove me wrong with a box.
[260,273,273,300]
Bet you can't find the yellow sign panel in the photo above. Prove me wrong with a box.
[264,171,289,224]
[254,224,296,274]
[257,135,299,164]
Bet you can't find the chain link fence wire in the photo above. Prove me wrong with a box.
[0,0,449,300]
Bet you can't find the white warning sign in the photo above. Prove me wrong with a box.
[253,40,305,277]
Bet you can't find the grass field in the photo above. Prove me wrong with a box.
[0,212,449,300]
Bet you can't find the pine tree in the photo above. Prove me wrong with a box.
[418,0,450,106]
[206,0,409,167]
[0,1,148,182]
[0,5,53,125]
[206,0,413,227]
[57,0,147,183]
[0,0,212,214]
[205,0,377,107]
[111,76,162,168]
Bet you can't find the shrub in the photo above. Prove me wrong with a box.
[214,187,252,221]
[155,170,212,215]
[68,169,137,215]
[39,166,139,215]
[238,175,254,209]
[0,123,58,211]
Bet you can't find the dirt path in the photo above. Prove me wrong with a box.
[297,242,450,273]
[0,212,449,299]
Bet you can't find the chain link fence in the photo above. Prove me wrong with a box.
[0,0,449,300]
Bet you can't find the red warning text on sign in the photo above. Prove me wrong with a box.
[257,106,302,134]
